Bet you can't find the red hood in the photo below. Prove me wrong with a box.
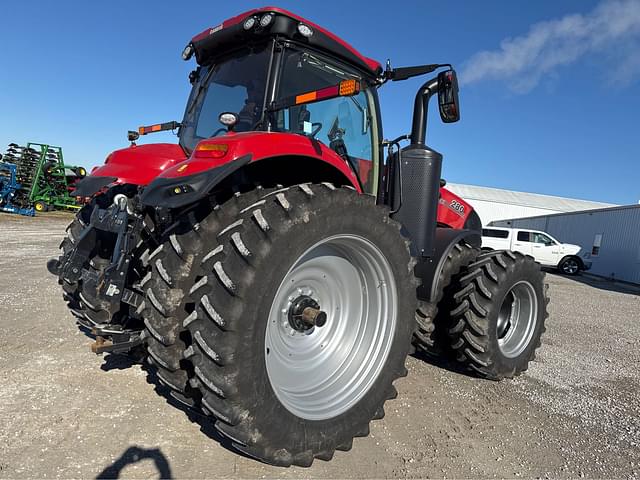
[89,143,187,187]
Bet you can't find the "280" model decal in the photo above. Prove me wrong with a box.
[449,199,465,215]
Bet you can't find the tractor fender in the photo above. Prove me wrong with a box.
[140,132,361,209]
[417,227,481,304]
[140,154,252,208]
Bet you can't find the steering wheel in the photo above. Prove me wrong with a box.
[210,127,227,137]
[310,122,322,139]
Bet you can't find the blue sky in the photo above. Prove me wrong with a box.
[1,0,638,204]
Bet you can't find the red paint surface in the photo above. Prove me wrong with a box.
[89,143,187,186]
[158,132,362,192]
[191,7,382,74]
[88,137,473,229]
[438,187,474,229]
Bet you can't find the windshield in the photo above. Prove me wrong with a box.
[179,46,271,152]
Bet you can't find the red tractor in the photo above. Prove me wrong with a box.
[49,7,547,466]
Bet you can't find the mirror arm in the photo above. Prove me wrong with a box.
[410,77,439,146]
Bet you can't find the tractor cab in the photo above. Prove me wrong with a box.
[177,10,383,194]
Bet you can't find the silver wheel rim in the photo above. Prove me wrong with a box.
[563,259,578,274]
[496,281,538,358]
[265,234,398,421]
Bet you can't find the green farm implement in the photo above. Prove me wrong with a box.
[1,142,86,213]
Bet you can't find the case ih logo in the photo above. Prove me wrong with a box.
[209,24,223,35]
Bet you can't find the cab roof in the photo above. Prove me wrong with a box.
[190,6,382,77]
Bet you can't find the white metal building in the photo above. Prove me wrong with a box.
[490,205,640,285]
[446,183,617,225]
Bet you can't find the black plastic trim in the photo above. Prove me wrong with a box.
[73,176,117,197]
[193,11,380,77]
[140,154,252,208]
[463,209,482,233]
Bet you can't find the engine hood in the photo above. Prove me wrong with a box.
[560,243,582,255]
[89,143,187,187]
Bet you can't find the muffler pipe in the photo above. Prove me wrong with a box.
[410,77,439,146]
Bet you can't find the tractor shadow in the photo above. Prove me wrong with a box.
[411,347,475,378]
[96,445,172,479]
[100,353,142,371]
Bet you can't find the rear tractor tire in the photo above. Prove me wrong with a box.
[184,184,417,466]
[448,250,548,380]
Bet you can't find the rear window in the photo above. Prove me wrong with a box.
[482,228,509,239]
[517,231,531,242]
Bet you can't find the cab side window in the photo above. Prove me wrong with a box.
[517,231,531,242]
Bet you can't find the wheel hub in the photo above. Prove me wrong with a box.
[563,259,578,274]
[287,295,327,332]
[496,280,538,358]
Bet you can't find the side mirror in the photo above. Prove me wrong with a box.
[437,70,460,123]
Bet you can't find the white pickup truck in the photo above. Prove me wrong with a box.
[481,227,591,275]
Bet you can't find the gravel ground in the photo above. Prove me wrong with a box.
[0,212,639,479]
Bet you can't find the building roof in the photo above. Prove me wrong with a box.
[492,203,640,223]
[446,182,617,214]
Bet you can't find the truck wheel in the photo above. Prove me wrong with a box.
[413,242,479,356]
[142,188,271,409]
[184,184,416,466]
[448,250,548,380]
[559,256,580,275]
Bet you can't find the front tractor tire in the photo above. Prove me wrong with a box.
[413,241,479,356]
[141,188,273,409]
[448,250,548,380]
[58,205,94,327]
[184,185,417,466]
[54,192,151,333]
